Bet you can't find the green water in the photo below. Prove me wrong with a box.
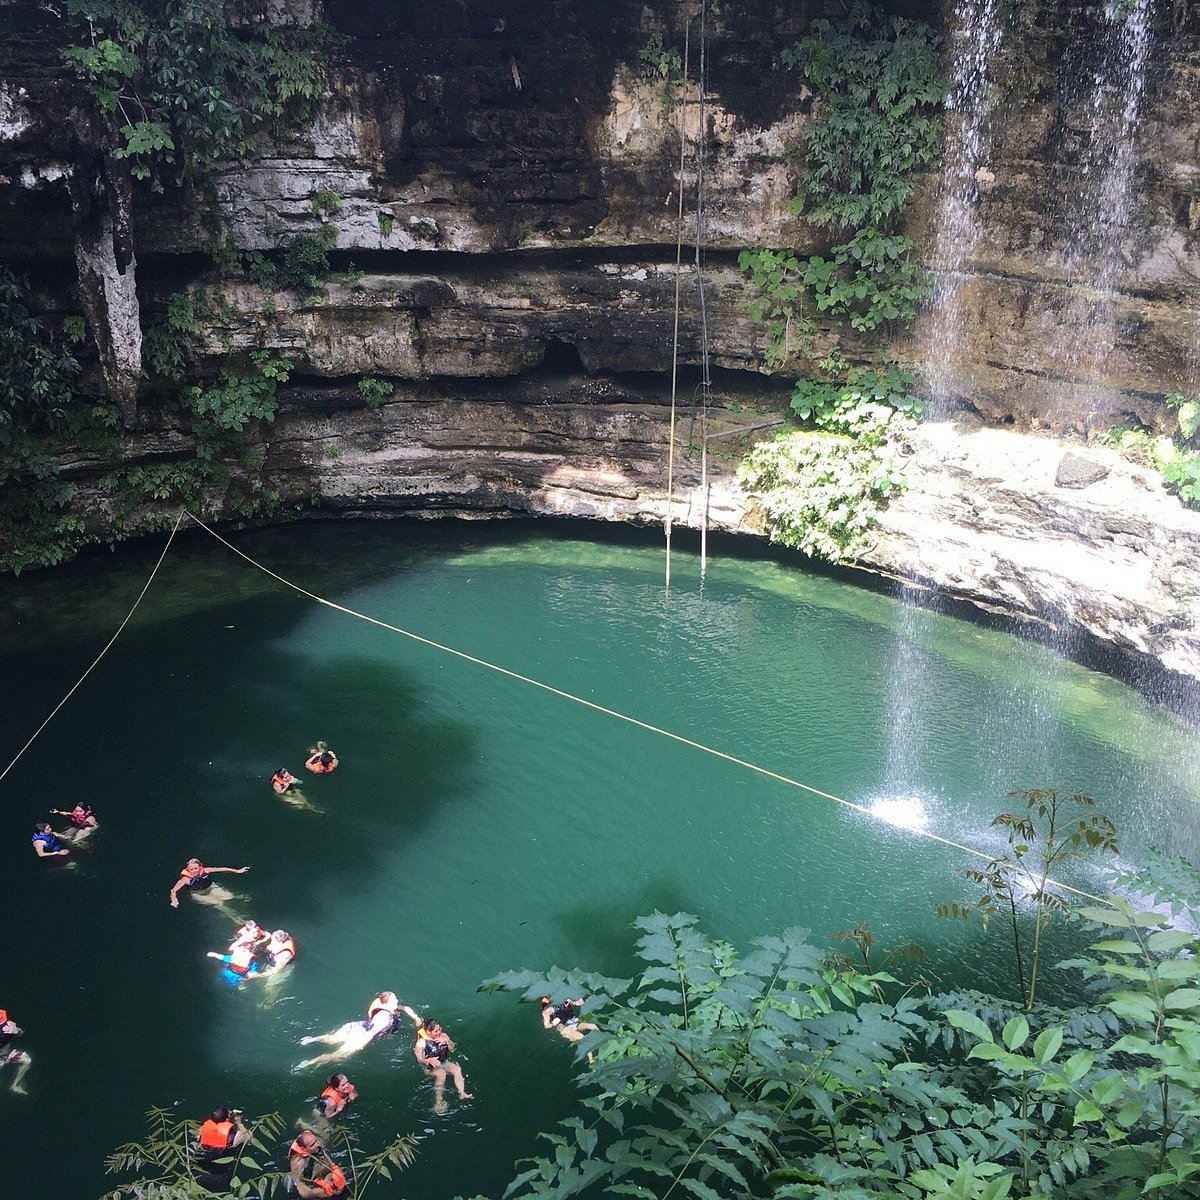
[2,519,1198,1199]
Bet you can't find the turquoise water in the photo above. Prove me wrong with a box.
[1,519,1198,1199]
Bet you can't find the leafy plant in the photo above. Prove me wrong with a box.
[378,210,395,237]
[276,234,331,291]
[940,789,1118,1011]
[142,290,205,380]
[481,841,1200,1200]
[357,375,394,408]
[638,33,686,112]
[101,1107,418,1199]
[65,0,329,188]
[310,189,343,219]
[741,6,945,368]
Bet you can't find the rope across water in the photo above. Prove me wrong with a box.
[0,507,1103,903]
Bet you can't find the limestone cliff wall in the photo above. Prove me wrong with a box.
[3,0,1200,695]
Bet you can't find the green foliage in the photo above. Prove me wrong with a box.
[204,235,279,288]
[65,0,328,187]
[378,210,395,237]
[183,351,290,459]
[738,369,917,563]
[638,33,685,112]
[940,789,1118,1011]
[276,234,331,291]
[0,265,92,572]
[1097,403,1200,508]
[101,1107,417,1199]
[310,189,342,218]
[142,290,205,380]
[741,5,944,369]
[63,314,88,345]
[738,428,908,561]
[357,375,394,408]
[483,843,1200,1200]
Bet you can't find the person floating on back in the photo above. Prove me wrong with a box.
[51,803,97,843]
[541,996,599,1043]
[305,743,339,775]
[168,859,249,909]
[294,991,403,1071]
[31,822,69,859]
[399,1006,473,1113]
[0,1010,32,1094]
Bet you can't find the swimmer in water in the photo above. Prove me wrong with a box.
[313,1072,356,1124]
[541,996,600,1043]
[230,919,270,951]
[31,822,70,859]
[271,768,321,812]
[294,991,402,1072]
[50,804,98,844]
[399,1007,473,1113]
[206,942,261,986]
[290,1129,349,1199]
[168,859,249,914]
[305,743,339,775]
[0,1010,32,1094]
[261,929,297,973]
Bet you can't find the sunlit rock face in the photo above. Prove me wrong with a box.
[3,0,1200,689]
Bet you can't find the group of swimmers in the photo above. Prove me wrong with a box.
[17,736,599,1192]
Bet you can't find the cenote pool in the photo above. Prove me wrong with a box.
[2,519,1198,1199]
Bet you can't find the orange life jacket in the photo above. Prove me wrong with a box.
[310,758,336,774]
[0,1009,7,1025]
[181,862,206,880]
[315,1164,347,1195]
[227,945,255,976]
[290,1135,316,1158]
[318,1085,345,1113]
[199,1119,233,1149]
[269,936,296,967]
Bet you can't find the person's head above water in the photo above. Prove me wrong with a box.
[271,929,290,943]
[34,822,51,834]
[211,1105,230,1123]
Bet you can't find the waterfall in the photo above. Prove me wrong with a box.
[875,0,1005,818]
[1043,0,1154,422]
[923,0,1004,417]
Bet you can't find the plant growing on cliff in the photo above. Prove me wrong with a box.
[740,6,945,367]
[738,367,917,562]
[276,234,332,292]
[639,34,686,113]
[358,376,394,408]
[64,0,329,187]
[0,265,95,572]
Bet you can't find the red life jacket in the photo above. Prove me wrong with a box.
[199,1119,233,1149]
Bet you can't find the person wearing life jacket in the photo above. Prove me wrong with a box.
[31,822,69,859]
[398,1007,473,1111]
[294,991,404,1071]
[0,1010,32,1094]
[206,942,261,986]
[305,743,339,774]
[231,919,270,951]
[196,1104,250,1180]
[541,996,600,1043]
[262,929,297,972]
[51,803,98,842]
[169,859,249,908]
[272,768,301,794]
[306,1161,348,1198]
[314,1072,357,1120]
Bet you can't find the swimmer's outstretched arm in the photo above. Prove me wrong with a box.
[208,865,251,875]
[398,1004,422,1027]
[168,879,186,907]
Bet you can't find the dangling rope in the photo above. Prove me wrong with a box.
[0,507,186,787]
[179,510,1102,902]
[693,0,713,579]
[665,17,691,591]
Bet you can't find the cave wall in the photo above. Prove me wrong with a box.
[4,0,1200,691]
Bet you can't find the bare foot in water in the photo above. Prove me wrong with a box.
[11,1082,28,1095]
